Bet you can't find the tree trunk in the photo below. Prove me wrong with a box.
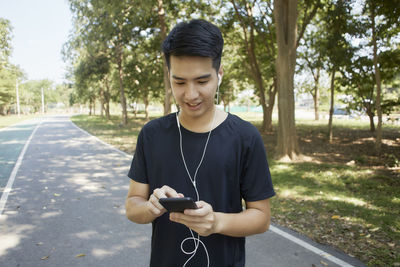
[314,67,320,120]
[231,0,272,133]
[103,76,111,120]
[117,43,128,125]
[89,98,93,116]
[133,100,138,118]
[371,4,382,154]
[367,109,376,132]
[328,69,335,143]
[158,0,172,116]
[144,93,149,121]
[274,0,300,160]
[265,78,278,132]
[100,87,104,117]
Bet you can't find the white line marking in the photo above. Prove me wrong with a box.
[68,116,356,266]
[270,225,354,266]
[69,119,132,159]
[0,120,42,216]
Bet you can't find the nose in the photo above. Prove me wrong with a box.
[184,82,199,100]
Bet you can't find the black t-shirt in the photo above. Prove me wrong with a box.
[128,112,275,267]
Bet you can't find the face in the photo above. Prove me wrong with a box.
[169,55,222,121]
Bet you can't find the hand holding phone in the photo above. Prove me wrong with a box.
[159,197,198,213]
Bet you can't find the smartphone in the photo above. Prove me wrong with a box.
[159,197,198,213]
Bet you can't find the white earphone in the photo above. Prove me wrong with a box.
[216,74,222,104]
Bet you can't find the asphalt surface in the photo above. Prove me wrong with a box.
[0,115,366,267]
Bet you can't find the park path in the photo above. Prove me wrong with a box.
[0,115,365,267]
[0,118,42,189]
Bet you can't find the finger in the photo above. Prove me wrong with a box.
[147,199,164,216]
[170,212,202,224]
[149,194,166,211]
[152,188,168,199]
[184,201,211,216]
[161,185,180,198]
[148,204,162,215]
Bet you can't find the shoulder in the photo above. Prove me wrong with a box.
[225,113,261,138]
[221,113,265,151]
[140,113,176,138]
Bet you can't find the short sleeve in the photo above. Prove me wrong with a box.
[127,129,148,184]
[240,130,275,201]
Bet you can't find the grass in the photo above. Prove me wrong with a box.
[269,162,399,266]
[0,114,40,129]
[71,112,400,266]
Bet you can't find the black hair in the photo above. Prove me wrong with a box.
[162,19,224,72]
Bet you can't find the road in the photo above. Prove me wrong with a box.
[0,115,366,267]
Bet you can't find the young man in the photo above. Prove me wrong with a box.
[125,19,275,266]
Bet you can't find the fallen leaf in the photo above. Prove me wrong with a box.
[75,254,86,258]
[331,215,340,220]
[41,256,49,260]
[321,260,328,266]
[36,242,43,246]
[54,193,61,197]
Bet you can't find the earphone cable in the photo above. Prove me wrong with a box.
[176,107,216,267]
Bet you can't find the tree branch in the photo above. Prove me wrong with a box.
[296,0,321,48]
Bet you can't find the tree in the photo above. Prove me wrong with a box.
[125,35,163,120]
[0,18,19,115]
[67,0,141,124]
[20,80,53,113]
[341,56,376,131]
[222,0,277,132]
[73,52,110,116]
[273,0,320,160]
[362,0,400,153]
[0,67,17,115]
[297,15,326,121]
[0,18,12,70]
[157,0,172,115]
[320,0,354,142]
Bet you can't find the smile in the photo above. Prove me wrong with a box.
[186,102,202,110]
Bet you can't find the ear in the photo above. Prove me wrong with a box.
[218,66,224,86]
[168,70,172,87]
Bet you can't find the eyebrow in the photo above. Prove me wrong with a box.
[172,74,212,80]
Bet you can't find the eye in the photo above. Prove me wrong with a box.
[175,81,185,85]
[198,80,208,85]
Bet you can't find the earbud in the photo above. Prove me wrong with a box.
[216,74,221,105]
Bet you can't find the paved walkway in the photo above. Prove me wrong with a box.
[0,119,41,189]
[0,115,366,267]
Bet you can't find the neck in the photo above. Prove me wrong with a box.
[178,107,216,133]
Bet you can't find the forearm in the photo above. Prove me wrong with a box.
[214,208,270,237]
[125,196,157,224]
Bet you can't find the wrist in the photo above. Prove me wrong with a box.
[213,212,224,234]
